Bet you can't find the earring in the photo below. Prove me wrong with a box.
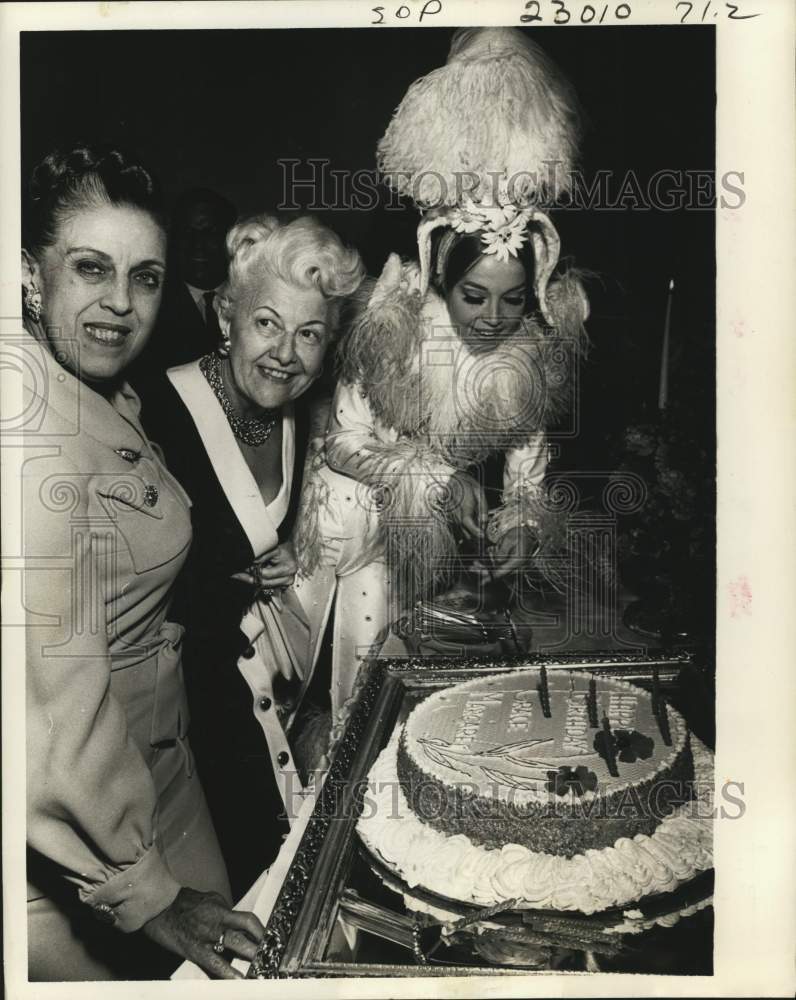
[218,334,231,358]
[23,282,43,323]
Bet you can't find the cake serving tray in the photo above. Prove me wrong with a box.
[248,651,713,979]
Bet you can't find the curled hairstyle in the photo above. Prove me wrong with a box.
[216,214,365,334]
[23,143,165,257]
[429,229,537,313]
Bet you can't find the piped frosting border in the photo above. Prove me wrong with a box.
[358,732,713,915]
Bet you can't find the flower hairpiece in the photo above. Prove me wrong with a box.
[415,174,564,324]
[447,191,535,264]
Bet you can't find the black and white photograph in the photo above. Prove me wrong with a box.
[1,1,793,996]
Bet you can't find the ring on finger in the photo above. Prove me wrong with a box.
[212,931,226,955]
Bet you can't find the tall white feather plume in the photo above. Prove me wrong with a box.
[377,28,581,209]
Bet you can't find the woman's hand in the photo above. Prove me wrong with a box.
[141,887,265,980]
[450,472,487,542]
[232,541,298,593]
[477,526,540,579]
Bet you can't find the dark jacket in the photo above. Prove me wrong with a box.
[137,367,311,898]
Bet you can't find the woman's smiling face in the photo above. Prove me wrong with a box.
[222,267,332,413]
[28,203,166,383]
[445,253,527,346]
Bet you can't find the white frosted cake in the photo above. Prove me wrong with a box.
[358,668,713,914]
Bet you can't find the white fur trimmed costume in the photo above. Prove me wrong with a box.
[294,261,588,717]
[293,27,589,719]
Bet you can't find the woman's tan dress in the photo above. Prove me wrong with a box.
[22,331,229,980]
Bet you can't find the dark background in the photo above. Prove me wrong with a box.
[21,25,715,467]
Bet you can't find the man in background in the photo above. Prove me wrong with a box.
[130,188,237,383]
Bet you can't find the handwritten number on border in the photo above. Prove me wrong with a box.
[677,1,761,20]
[521,1,542,22]
[372,0,760,27]
[725,1,761,17]
[522,2,633,24]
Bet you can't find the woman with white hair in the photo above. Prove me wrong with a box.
[138,213,364,898]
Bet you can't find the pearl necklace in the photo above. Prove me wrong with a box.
[199,353,278,447]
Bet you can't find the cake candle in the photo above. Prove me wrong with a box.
[601,713,619,777]
[652,665,661,714]
[538,665,551,718]
[587,677,598,727]
[655,697,673,746]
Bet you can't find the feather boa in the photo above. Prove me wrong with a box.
[330,264,589,600]
[293,441,330,579]
[293,398,334,579]
[338,263,588,457]
[372,441,465,604]
[487,481,570,594]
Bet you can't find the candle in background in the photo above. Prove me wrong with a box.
[658,278,675,411]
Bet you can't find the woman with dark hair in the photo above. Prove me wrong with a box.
[21,144,264,980]
[293,28,590,724]
[431,226,538,316]
[137,212,365,899]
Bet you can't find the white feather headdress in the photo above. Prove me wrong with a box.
[376,28,581,325]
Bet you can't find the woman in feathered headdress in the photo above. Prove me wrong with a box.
[293,28,590,723]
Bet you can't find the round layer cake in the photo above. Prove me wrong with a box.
[397,669,693,857]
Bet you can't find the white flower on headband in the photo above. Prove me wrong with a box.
[481,222,528,263]
[447,206,483,234]
[444,195,534,263]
